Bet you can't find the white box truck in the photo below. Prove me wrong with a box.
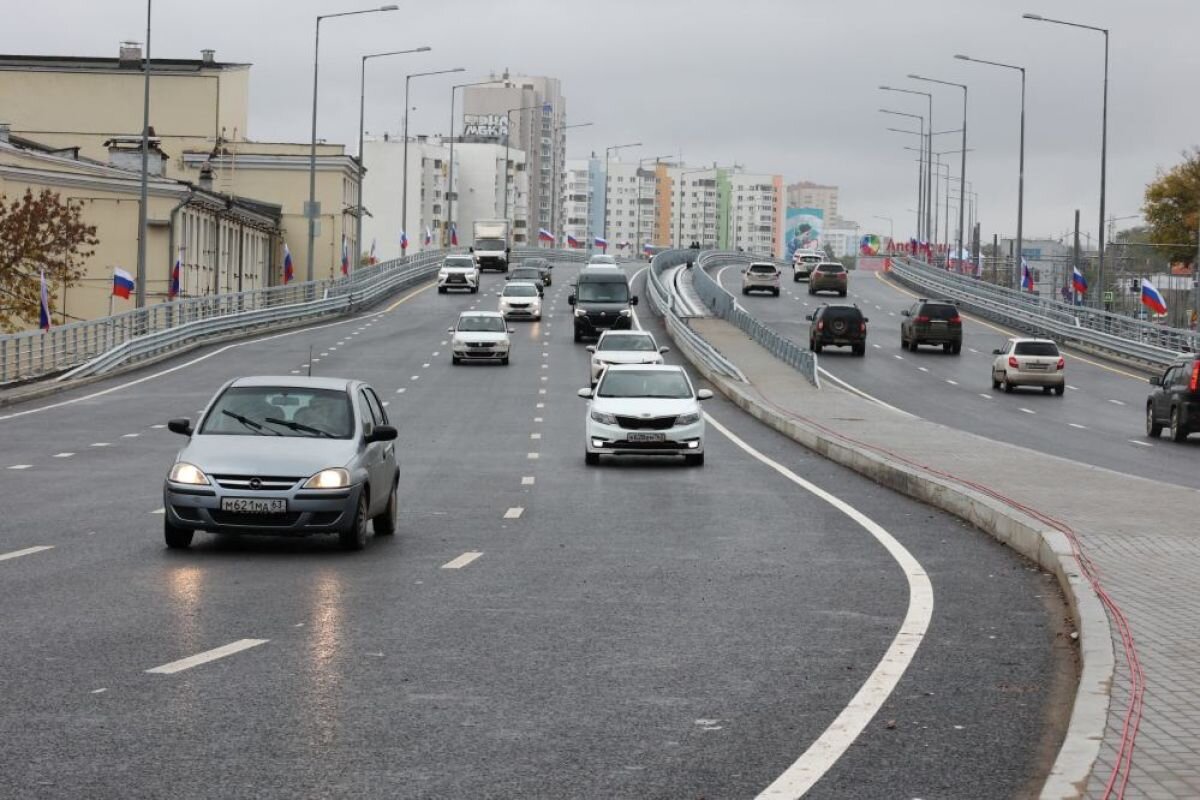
[471,220,511,272]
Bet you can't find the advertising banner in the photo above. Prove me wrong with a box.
[462,114,509,142]
[785,207,824,261]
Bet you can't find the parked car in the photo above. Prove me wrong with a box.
[506,266,545,295]
[741,262,781,296]
[499,281,543,320]
[1146,355,1200,442]
[162,376,399,551]
[807,303,868,356]
[524,256,553,286]
[437,254,480,294]
[579,364,711,466]
[792,250,823,282]
[809,262,848,296]
[900,298,963,353]
[991,338,1065,395]
[569,267,637,341]
[449,310,512,365]
[585,330,668,385]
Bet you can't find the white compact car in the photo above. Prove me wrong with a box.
[437,254,481,293]
[587,253,618,268]
[792,250,822,282]
[449,311,513,365]
[991,337,1065,394]
[741,262,781,296]
[585,330,669,386]
[499,281,543,320]
[579,364,711,466]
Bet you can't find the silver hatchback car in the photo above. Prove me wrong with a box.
[741,262,781,296]
[162,376,400,551]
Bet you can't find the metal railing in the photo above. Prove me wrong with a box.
[689,251,820,386]
[889,257,1198,368]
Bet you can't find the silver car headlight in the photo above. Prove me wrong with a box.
[168,462,209,485]
[590,410,617,425]
[618,309,632,317]
[575,308,587,317]
[304,468,350,489]
[675,411,701,426]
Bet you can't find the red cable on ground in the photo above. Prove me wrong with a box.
[749,392,1145,798]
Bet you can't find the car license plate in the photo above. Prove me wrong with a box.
[627,432,665,443]
[221,497,286,514]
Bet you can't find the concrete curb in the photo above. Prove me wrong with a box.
[665,320,1112,800]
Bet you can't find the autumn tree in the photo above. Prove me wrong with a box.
[0,188,99,331]
[1143,148,1200,265]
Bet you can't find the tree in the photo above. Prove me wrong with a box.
[1143,148,1200,265]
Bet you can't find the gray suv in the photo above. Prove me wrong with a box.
[163,376,400,551]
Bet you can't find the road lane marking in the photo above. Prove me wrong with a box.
[1067,385,1079,391]
[534,417,543,423]
[146,639,269,675]
[503,507,524,520]
[122,433,140,438]
[522,476,535,485]
[441,340,448,346]
[422,363,430,368]
[1020,408,1036,415]
[1129,440,1153,448]
[893,355,904,360]
[536,402,545,408]
[945,379,958,386]
[527,452,540,460]
[1069,423,1088,429]
[90,442,110,448]
[151,507,165,515]
[54,452,74,458]
[917,367,928,373]
[979,394,992,400]
[1107,399,1125,406]
[0,545,55,562]
[8,464,32,470]
[396,388,406,394]
[872,344,881,349]
[702,413,933,799]
[530,433,542,440]
[441,551,482,570]
[432,352,439,357]
[411,375,420,381]
[541,364,548,369]
[539,389,547,395]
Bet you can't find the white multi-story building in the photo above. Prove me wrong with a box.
[453,142,528,246]
[727,172,784,256]
[787,181,839,222]
[562,157,595,248]
[361,134,451,257]
[823,223,861,258]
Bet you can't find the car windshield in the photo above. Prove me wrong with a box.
[511,269,541,280]
[444,257,474,268]
[457,316,506,332]
[599,334,656,352]
[1015,341,1059,356]
[200,386,354,439]
[577,281,629,303]
[819,264,845,272]
[598,370,691,399]
[922,304,958,319]
[476,238,505,250]
[504,284,539,297]
[589,255,616,265]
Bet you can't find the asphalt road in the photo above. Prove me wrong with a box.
[717,263,1200,490]
[0,261,1071,799]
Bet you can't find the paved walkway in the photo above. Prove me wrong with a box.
[688,317,1200,800]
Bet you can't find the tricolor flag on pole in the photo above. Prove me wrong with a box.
[112,267,135,300]
[537,227,554,243]
[369,238,377,265]
[400,230,409,252]
[450,223,458,247]
[341,235,350,276]
[424,226,433,247]
[169,253,181,300]
[1141,278,1168,315]
[1021,258,1035,293]
[642,241,653,254]
[566,233,581,248]
[38,270,51,332]
[1072,266,1088,295]
[593,235,608,252]
[283,243,294,284]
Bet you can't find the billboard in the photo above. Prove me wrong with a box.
[462,113,509,142]
[785,207,824,261]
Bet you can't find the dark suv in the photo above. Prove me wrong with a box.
[807,304,868,356]
[1146,356,1200,442]
[900,299,963,353]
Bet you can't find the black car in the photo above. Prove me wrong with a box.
[900,299,963,353]
[524,257,553,286]
[1146,355,1200,442]
[569,268,637,342]
[807,304,868,356]
[506,266,545,295]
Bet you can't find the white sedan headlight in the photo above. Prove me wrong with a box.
[590,410,617,425]
[304,468,350,489]
[675,411,701,425]
[168,462,209,485]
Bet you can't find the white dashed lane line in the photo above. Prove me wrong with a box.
[945,380,958,386]
[522,476,535,486]
[893,355,904,361]
[527,453,540,460]
[1129,440,1153,448]
[917,367,928,373]
[503,507,524,520]
[0,545,55,563]
[1069,423,1088,430]
[396,388,406,394]
[979,394,992,400]
[54,452,74,458]
[531,433,542,440]
[1107,399,1125,406]
[1020,408,1036,415]
[90,442,110,448]
[7,464,32,470]
[146,639,270,675]
[441,551,483,570]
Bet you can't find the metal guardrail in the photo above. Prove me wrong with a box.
[889,257,1198,369]
[689,251,820,386]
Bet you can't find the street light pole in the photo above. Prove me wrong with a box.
[358,46,429,270]
[602,142,642,247]
[549,121,594,247]
[881,85,934,240]
[307,5,399,285]
[909,75,967,265]
[880,108,925,239]
[446,79,503,247]
[135,0,152,308]
[401,66,464,253]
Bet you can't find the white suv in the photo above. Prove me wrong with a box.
[991,338,1065,395]
[437,254,480,293]
[792,250,822,282]
[741,262,781,296]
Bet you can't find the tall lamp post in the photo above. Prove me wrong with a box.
[357,46,430,269]
[1023,13,1108,306]
[879,108,925,239]
[956,54,1026,289]
[307,4,399,284]
[135,0,152,308]
[908,74,968,265]
[603,142,642,247]
[502,104,542,228]
[401,67,464,252]
[446,78,504,247]
[549,121,594,247]
[635,154,671,253]
[881,85,933,240]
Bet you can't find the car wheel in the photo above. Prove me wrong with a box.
[774,289,780,297]
[373,484,397,536]
[951,343,962,355]
[339,492,369,551]
[1043,386,1053,395]
[1170,406,1190,442]
[852,344,865,356]
[584,451,600,466]
[807,287,815,296]
[684,453,705,467]
[164,520,194,550]
[991,374,1001,390]
[471,285,479,294]
[943,343,952,353]
[909,338,919,353]
[573,330,583,343]
[900,334,907,349]
[452,356,461,365]
[839,290,847,297]
[437,286,447,294]
[794,274,800,283]
[1146,405,1163,438]
[1054,384,1065,396]
[741,287,749,295]
[501,355,510,365]
[1003,378,1015,393]
[811,340,822,353]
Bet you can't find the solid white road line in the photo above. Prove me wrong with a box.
[1069,423,1088,429]
[701,413,933,799]
[503,507,524,520]
[145,638,269,675]
[816,369,915,418]
[0,545,55,562]
[522,476,535,486]
[441,551,483,570]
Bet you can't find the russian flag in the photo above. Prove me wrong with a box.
[594,235,608,251]
[369,238,377,265]
[1021,258,1035,292]
[538,227,555,243]
[1072,266,1088,295]
[642,241,653,254]
[566,233,581,248]
[400,230,409,251]
[38,270,51,331]
[169,254,181,299]
[283,243,294,284]
[424,226,433,247]
[1141,278,1168,315]
[340,235,350,276]
[450,223,458,247]
[112,267,135,300]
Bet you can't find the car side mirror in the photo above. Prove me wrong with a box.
[805,314,814,321]
[577,388,593,399]
[366,424,398,443]
[630,296,639,306]
[568,295,576,305]
[585,345,596,353]
[697,389,713,400]
[468,247,474,253]
[659,346,670,354]
[447,327,455,333]
[1149,376,1162,386]
[863,318,869,323]
[992,349,1004,355]
[167,418,193,436]
[901,309,910,316]
[508,328,516,334]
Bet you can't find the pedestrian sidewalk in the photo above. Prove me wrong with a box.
[684,316,1200,800]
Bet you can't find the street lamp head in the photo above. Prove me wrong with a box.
[953,54,970,61]
[416,46,432,52]
[879,85,893,90]
[379,4,399,10]
[1022,13,1044,20]
[906,73,923,80]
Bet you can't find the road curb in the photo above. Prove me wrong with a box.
[666,321,1112,800]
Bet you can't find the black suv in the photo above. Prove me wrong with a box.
[1146,355,1200,442]
[807,304,868,356]
[900,299,963,353]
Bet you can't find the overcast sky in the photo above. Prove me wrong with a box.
[5,0,1198,243]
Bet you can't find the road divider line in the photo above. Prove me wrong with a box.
[527,452,539,460]
[0,545,55,562]
[1129,440,1153,448]
[7,464,32,470]
[54,452,74,458]
[530,433,541,440]
[1020,408,1036,415]
[146,638,269,675]
[441,551,482,570]
[1069,423,1088,430]
[503,507,524,520]
[522,476,535,485]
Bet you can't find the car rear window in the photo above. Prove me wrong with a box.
[1014,341,1059,356]
[511,269,541,279]
[922,304,958,319]
[818,264,845,273]
[799,255,822,264]
[823,307,863,323]
[749,264,777,274]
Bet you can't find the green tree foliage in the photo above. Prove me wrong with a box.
[1143,148,1200,265]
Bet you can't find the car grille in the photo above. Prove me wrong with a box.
[508,302,531,309]
[212,475,302,491]
[615,415,677,431]
[209,510,302,527]
[466,342,493,349]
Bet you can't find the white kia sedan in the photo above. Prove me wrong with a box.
[585,330,669,386]
[449,311,513,365]
[437,254,481,293]
[991,337,1065,395]
[579,364,711,466]
[499,281,543,320]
